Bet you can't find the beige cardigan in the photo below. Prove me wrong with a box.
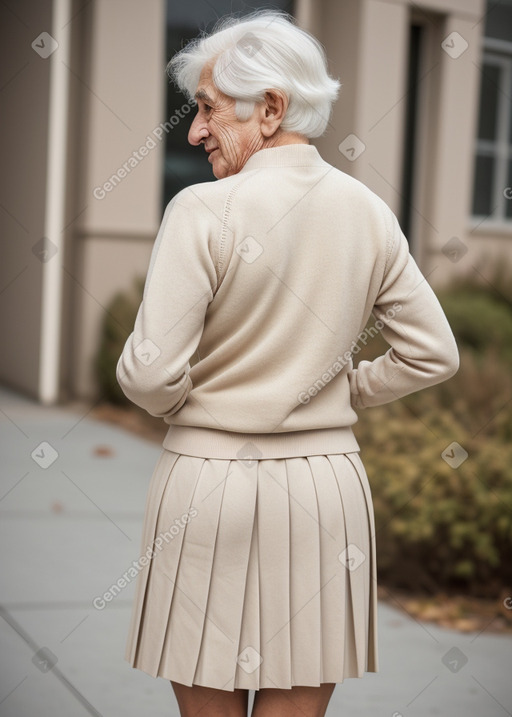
[116,143,459,458]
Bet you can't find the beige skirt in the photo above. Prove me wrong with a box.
[124,449,379,691]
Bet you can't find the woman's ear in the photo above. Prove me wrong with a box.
[260,89,289,138]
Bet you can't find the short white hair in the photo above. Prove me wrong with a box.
[166,9,341,138]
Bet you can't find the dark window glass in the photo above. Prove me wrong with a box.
[477,63,501,141]
[164,0,294,209]
[472,154,495,215]
[400,24,422,242]
[506,159,512,218]
[509,65,512,144]
[484,0,512,43]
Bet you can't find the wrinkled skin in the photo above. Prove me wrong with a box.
[188,63,308,178]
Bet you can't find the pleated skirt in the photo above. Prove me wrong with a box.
[124,448,379,691]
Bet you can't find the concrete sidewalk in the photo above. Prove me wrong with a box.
[0,384,510,716]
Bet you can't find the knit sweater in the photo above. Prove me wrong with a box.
[116,143,459,459]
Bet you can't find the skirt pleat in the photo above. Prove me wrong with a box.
[286,458,322,687]
[124,449,379,691]
[125,449,181,665]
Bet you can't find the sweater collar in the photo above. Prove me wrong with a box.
[238,143,327,173]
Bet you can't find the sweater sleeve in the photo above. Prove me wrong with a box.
[116,190,218,418]
[347,207,459,409]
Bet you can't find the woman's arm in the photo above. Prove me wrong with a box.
[116,190,218,418]
[347,208,459,409]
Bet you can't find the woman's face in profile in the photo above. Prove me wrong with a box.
[188,64,264,179]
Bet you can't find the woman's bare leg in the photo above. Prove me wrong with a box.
[170,680,249,717]
[251,683,336,717]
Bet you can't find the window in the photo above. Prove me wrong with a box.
[163,0,294,210]
[400,24,423,242]
[471,0,512,222]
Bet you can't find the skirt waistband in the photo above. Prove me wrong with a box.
[162,424,360,459]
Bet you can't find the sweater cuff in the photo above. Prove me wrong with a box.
[347,368,367,409]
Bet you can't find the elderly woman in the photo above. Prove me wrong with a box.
[117,9,459,717]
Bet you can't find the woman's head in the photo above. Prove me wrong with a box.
[167,10,341,178]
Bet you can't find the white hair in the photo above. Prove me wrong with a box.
[166,9,341,138]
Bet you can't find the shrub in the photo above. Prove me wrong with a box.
[94,269,512,597]
[437,288,512,365]
[94,278,144,404]
[352,271,512,597]
[94,276,201,404]
[353,392,512,597]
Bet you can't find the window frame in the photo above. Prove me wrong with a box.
[471,37,512,229]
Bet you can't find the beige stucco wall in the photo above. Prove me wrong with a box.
[418,9,486,283]
[70,0,512,400]
[0,0,52,399]
[311,0,409,221]
[2,0,509,403]
[300,0,507,287]
[68,0,167,399]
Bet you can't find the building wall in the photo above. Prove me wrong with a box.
[303,0,492,284]
[58,0,512,400]
[67,0,167,399]
[0,0,52,399]
[1,0,510,403]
